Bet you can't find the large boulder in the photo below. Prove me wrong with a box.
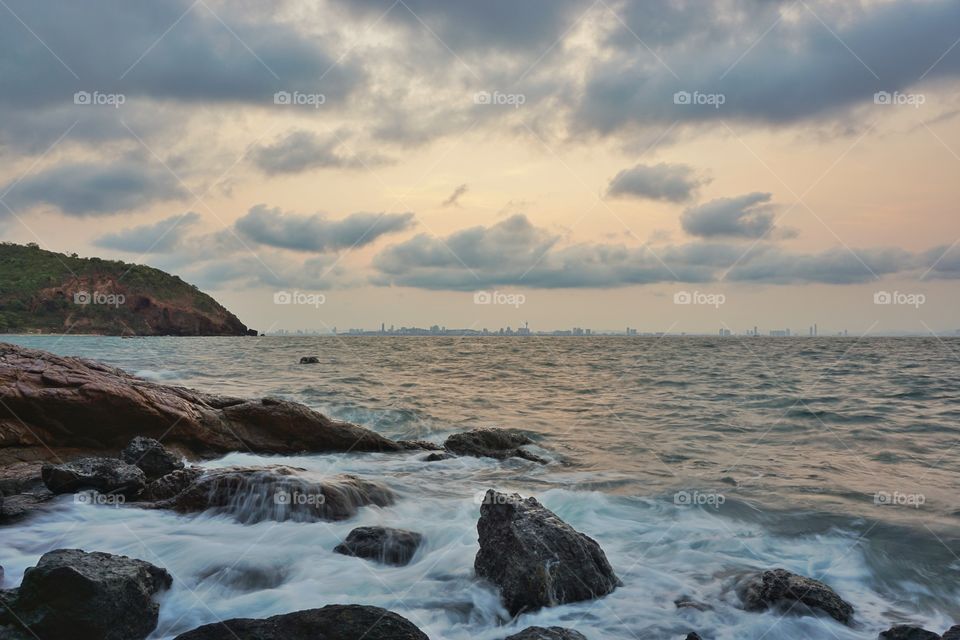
[121,436,184,479]
[173,604,428,640]
[736,568,854,625]
[505,627,588,640]
[879,627,942,640]
[0,343,403,466]
[334,526,423,566]
[474,490,619,615]
[1,549,171,640]
[152,466,395,523]
[444,428,545,463]
[41,457,146,497]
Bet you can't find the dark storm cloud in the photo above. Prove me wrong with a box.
[0,159,187,216]
[234,204,415,253]
[725,247,915,284]
[681,193,776,239]
[606,163,706,202]
[252,130,390,175]
[94,212,201,253]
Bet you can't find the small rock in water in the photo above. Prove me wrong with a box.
[474,489,619,615]
[334,526,424,566]
[121,436,184,480]
[1,548,171,640]
[879,626,942,640]
[736,568,854,625]
[41,457,146,497]
[685,634,703,640]
[943,626,960,640]
[299,356,320,364]
[172,604,428,640]
[423,452,453,462]
[444,428,546,463]
[505,627,588,640]
[675,595,713,611]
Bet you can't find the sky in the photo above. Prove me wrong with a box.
[1,0,959,335]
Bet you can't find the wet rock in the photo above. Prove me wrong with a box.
[396,439,443,451]
[685,634,703,640]
[139,467,204,502]
[121,436,184,480]
[154,466,394,523]
[334,526,423,566]
[444,428,545,463]
[2,548,171,640]
[505,627,588,640]
[474,489,619,615]
[41,457,146,497]
[424,452,453,462]
[943,626,960,640]
[736,568,854,625]
[879,626,942,640]
[675,596,713,611]
[0,491,55,524]
[172,604,428,640]
[298,356,319,364]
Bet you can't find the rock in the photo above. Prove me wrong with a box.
[153,466,395,523]
[334,526,423,566]
[41,457,146,497]
[140,467,204,501]
[736,568,854,625]
[396,440,443,451]
[675,595,713,611]
[474,490,619,615]
[0,342,405,466]
[505,627,588,640]
[121,436,184,480]
[299,356,320,364]
[172,604,428,640]
[0,491,55,524]
[2,548,171,640]
[943,626,960,640]
[0,462,54,524]
[444,428,545,463]
[685,634,703,640]
[424,452,453,462]
[879,626,942,640]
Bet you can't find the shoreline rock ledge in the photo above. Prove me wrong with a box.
[474,489,619,616]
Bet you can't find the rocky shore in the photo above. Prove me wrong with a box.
[0,342,955,639]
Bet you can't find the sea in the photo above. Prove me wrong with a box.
[1,335,959,639]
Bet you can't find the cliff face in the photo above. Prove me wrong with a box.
[0,243,252,336]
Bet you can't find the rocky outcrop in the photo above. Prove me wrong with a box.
[41,457,146,497]
[0,342,405,466]
[172,604,429,640]
[736,568,854,625]
[474,490,619,615]
[505,627,588,640]
[943,626,960,640]
[0,549,171,640]
[879,627,942,640]
[299,356,319,364]
[334,526,423,566]
[121,436,184,480]
[140,467,204,501]
[444,428,545,463]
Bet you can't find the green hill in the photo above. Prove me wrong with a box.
[0,242,253,336]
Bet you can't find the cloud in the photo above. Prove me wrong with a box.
[726,246,915,284]
[441,184,469,208]
[606,162,706,202]
[1,159,187,216]
[251,130,390,175]
[235,204,416,252]
[680,193,777,239]
[95,212,201,253]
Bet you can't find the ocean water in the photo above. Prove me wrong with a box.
[1,335,959,639]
